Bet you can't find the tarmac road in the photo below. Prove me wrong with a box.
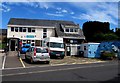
[2,60,120,82]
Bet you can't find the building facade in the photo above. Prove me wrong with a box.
[7,18,85,55]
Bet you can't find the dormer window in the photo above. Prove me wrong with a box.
[65,28,78,33]
[75,29,78,32]
[70,28,73,32]
[65,28,69,32]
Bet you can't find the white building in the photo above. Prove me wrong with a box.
[7,18,85,56]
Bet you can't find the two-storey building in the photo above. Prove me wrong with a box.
[7,18,85,55]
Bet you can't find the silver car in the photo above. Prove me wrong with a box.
[25,47,50,64]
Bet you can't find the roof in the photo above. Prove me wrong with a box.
[8,18,75,27]
[8,18,85,39]
[55,24,85,39]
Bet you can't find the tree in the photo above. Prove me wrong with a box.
[82,21,110,42]
[115,28,120,40]
[103,33,119,41]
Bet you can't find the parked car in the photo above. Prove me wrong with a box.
[25,47,50,64]
[20,44,31,54]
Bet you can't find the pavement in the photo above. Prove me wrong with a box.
[1,51,108,70]
[50,56,105,65]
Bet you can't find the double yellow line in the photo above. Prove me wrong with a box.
[19,58,26,68]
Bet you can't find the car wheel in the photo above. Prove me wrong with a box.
[30,58,34,64]
[25,55,28,61]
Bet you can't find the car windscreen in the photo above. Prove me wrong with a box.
[36,48,48,53]
[41,49,48,53]
[36,48,42,53]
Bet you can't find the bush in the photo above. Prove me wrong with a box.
[0,43,6,49]
[101,51,115,60]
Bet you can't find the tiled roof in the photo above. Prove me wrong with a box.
[8,18,85,39]
[55,24,85,39]
[8,18,75,27]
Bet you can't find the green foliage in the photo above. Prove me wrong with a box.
[101,51,115,60]
[93,33,119,42]
[115,29,120,39]
[103,33,119,41]
[93,33,104,42]
[0,43,6,49]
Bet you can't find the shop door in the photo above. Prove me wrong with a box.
[71,46,77,56]
[66,46,71,56]
[11,40,15,51]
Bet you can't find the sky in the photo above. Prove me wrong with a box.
[0,0,119,31]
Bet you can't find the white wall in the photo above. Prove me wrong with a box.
[7,26,55,40]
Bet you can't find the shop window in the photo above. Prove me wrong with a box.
[32,40,34,42]
[27,40,31,44]
[11,27,14,32]
[35,40,40,46]
[31,43,35,46]
[43,33,47,38]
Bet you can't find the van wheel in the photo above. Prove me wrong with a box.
[30,58,34,64]
[61,56,64,59]
[46,61,50,64]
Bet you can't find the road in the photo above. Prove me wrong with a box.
[2,60,120,82]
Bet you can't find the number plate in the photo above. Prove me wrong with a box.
[56,54,60,56]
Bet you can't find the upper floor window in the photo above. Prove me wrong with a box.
[70,28,73,32]
[23,28,26,32]
[74,29,78,32]
[15,27,18,32]
[65,28,78,33]
[32,28,35,32]
[19,27,22,32]
[65,28,69,32]
[28,28,31,32]
[11,27,14,32]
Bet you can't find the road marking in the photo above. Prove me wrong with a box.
[2,63,118,77]
[19,58,25,68]
[2,55,6,69]
[3,61,106,70]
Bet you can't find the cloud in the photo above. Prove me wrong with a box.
[55,7,70,14]
[46,13,64,17]
[61,9,68,13]
[71,2,118,26]
[2,0,120,2]
[0,4,11,12]
[21,2,53,9]
[70,12,74,14]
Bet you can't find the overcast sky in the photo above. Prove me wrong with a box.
[0,0,119,30]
